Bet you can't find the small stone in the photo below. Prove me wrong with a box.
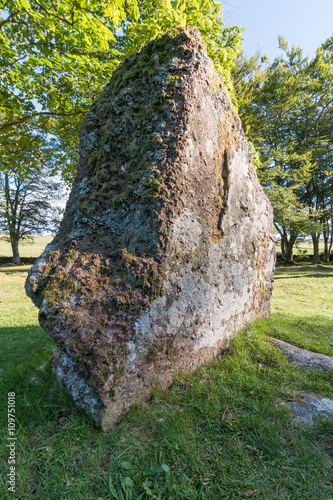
[288,393,333,426]
[270,338,333,371]
[58,416,67,426]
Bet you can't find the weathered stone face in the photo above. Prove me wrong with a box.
[26,26,275,431]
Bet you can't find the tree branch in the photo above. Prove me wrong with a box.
[34,0,79,29]
[0,110,86,133]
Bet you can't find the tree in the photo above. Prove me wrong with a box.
[301,36,333,261]
[0,167,61,264]
[1,1,243,261]
[267,184,319,262]
[233,37,333,263]
[0,125,61,263]
[233,41,314,262]
[0,0,243,184]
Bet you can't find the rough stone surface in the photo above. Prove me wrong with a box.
[270,338,333,372]
[26,27,275,430]
[287,394,333,426]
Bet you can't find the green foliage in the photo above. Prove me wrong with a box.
[120,0,243,84]
[0,0,243,184]
[268,184,320,237]
[233,36,333,262]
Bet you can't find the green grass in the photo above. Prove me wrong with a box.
[270,264,333,356]
[0,260,332,499]
[0,235,53,258]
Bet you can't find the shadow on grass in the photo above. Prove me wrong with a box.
[0,325,86,430]
[0,266,32,274]
[0,324,55,391]
[0,322,333,499]
[274,264,333,280]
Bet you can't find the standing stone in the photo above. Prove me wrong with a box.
[26,27,275,431]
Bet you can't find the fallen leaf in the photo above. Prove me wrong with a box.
[221,407,233,421]
[287,438,293,445]
[222,407,229,421]
[201,392,212,399]
[242,489,256,497]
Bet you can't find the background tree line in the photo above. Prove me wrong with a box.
[232,35,333,263]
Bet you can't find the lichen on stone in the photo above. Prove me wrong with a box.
[26,26,275,431]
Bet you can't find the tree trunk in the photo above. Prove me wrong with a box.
[323,230,329,262]
[281,237,285,261]
[328,230,333,262]
[311,233,320,263]
[10,234,21,265]
[284,233,297,264]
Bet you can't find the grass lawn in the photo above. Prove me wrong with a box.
[0,235,53,259]
[270,264,333,356]
[0,260,332,499]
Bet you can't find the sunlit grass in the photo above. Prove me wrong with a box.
[269,263,333,356]
[0,259,332,499]
[0,235,53,258]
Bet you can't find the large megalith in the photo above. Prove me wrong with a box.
[26,26,275,431]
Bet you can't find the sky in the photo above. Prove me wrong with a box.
[220,0,333,61]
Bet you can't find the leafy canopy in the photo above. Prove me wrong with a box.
[0,0,243,183]
[233,36,333,239]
